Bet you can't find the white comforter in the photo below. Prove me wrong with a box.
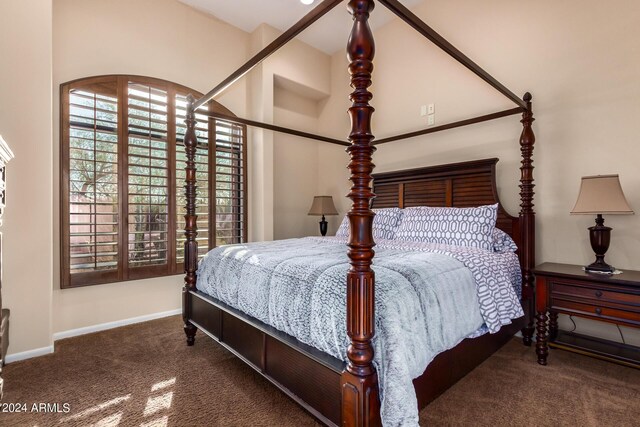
[196,237,523,426]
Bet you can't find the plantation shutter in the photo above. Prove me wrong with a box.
[64,80,120,286]
[126,82,170,275]
[214,119,246,246]
[61,75,247,288]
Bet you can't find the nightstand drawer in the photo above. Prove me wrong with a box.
[535,263,640,368]
[550,297,640,325]
[551,281,640,307]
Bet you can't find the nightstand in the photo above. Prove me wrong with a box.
[534,263,640,368]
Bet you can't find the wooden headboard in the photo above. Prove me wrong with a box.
[371,158,522,252]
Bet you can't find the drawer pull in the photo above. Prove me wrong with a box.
[595,307,602,315]
[595,291,603,298]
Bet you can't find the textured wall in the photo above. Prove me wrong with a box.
[0,0,54,355]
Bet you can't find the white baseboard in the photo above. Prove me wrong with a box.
[52,308,181,341]
[5,309,181,364]
[5,345,54,364]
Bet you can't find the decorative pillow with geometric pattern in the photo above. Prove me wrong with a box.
[335,207,404,240]
[492,227,518,253]
[394,204,498,251]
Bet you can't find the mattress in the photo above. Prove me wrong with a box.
[196,236,523,426]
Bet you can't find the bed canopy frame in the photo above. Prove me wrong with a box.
[181,1,536,425]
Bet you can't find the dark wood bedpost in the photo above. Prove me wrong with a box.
[183,94,198,346]
[341,1,381,426]
[519,92,536,346]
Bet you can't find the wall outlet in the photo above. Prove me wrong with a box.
[428,103,435,114]
[420,105,427,116]
[427,114,435,126]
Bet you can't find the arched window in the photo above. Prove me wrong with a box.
[60,75,246,288]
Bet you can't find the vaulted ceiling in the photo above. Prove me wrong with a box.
[178,0,424,54]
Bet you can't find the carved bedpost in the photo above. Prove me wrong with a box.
[519,92,536,346]
[341,1,381,426]
[183,94,198,346]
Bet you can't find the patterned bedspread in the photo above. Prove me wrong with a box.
[196,237,523,426]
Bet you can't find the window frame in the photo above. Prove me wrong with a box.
[60,75,247,288]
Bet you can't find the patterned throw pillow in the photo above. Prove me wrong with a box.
[394,204,498,251]
[335,216,349,237]
[492,227,518,253]
[335,207,404,240]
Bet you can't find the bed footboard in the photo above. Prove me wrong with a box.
[189,290,344,426]
[187,289,524,426]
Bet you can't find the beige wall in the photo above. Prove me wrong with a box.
[318,0,640,345]
[246,24,276,242]
[249,24,333,241]
[0,0,54,355]
[273,89,321,239]
[51,0,250,336]
[317,47,352,232]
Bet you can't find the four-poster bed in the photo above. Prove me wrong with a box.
[181,1,536,426]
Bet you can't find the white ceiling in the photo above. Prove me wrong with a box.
[179,0,424,54]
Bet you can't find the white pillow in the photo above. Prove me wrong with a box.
[492,227,518,253]
[394,204,498,251]
[335,207,404,240]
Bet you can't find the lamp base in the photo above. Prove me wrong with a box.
[585,262,615,274]
[319,215,328,237]
[585,214,614,274]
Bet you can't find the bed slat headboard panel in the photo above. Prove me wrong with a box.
[372,158,522,252]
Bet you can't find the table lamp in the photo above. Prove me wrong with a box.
[308,196,338,236]
[571,174,634,273]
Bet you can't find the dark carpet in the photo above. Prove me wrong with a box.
[1,316,638,426]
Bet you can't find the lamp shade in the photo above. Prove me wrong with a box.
[307,196,338,216]
[571,175,634,215]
